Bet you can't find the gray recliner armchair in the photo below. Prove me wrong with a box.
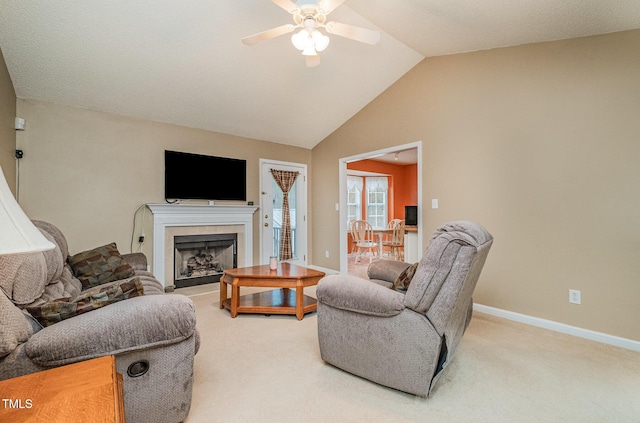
[0,221,199,423]
[316,221,493,397]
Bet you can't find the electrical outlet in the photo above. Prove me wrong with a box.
[138,235,145,243]
[569,289,581,304]
[325,250,330,258]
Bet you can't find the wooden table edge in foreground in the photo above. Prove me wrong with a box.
[0,355,125,422]
[220,263,325,320]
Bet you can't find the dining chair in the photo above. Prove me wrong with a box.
[351,220,379,263]
[381,219,403,250]
[382,219,405,260]
[388,218,403,228]
[347,220,358,255]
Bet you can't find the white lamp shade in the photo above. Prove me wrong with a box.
[291,30,309,51]
[0,166,55,255]
[312,31,330,52]
[302,44,317,56]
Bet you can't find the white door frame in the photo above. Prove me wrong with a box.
[338,141,423,274]
[259,159,308,266]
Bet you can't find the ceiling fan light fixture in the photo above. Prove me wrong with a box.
[302,44,318,56]
[312,30,330,52]
[292,26,327,55]
[243,0,379,66]
[291,29,310,50]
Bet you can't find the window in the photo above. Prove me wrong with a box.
[347,174,389,228]
[366,177,388,229]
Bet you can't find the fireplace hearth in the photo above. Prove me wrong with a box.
[174,233,237,288]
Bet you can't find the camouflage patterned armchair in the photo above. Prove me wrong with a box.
[0,221,199,423]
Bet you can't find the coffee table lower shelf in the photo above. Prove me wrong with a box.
[221,288,317,318]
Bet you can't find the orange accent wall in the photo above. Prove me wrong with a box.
[347,160,418,221]
[398,163,418,217]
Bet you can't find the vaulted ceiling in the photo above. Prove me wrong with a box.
[2,0,640,149]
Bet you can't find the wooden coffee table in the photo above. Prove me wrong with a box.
[220,263,325,320]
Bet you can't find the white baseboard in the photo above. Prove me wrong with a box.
[473,303,640,352]
[306,264,340,275]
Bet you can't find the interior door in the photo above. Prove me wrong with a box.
[260,160,307,266]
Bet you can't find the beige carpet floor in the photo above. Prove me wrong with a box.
[177,284,640,423]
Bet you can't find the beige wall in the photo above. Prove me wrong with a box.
[312,30,640,341]
[0,48,16,192]
[16,99,312,269]
[10,30,640,341]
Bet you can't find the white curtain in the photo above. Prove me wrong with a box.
[347,176,363,222]
[347,175,364,192]
[365,176,388,194]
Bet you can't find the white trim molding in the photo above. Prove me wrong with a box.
[474,303,640,352]
[306,265,339,276]
[338,141,423,275]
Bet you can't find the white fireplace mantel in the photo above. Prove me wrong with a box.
[148,204,258,288]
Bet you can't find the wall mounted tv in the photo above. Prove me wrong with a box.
[165,150,246,201]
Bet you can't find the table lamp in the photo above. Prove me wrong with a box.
[0,165,54,255]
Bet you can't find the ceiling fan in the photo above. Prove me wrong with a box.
[241,0,381,67]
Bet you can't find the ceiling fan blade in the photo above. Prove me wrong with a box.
[306,55,320,68]
[271,0,299,13]
[325,21,381,45]
[241,24,296,46]
[318,0,347,14]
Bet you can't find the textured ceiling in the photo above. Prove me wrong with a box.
[1,0,640,149]
[348,0,640,57]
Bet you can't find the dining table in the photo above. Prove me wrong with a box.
[371,226,417,258]
[371,228,394,254]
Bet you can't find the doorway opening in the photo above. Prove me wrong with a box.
[259,159,308,267]
[339,141,423,275]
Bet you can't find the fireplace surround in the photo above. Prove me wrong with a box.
[148,204,258,290]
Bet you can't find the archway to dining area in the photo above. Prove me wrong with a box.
[338,141,423,275]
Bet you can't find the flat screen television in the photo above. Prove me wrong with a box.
[165,150,246,201]
[405,205,418,226]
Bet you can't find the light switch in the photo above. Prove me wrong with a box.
[432,199,439,209]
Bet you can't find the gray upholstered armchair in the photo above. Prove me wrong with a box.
[316,221,493,397]
[0,221,199,423]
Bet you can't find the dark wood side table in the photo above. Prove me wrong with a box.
[0,355,125,422]
[220,263,325,320]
